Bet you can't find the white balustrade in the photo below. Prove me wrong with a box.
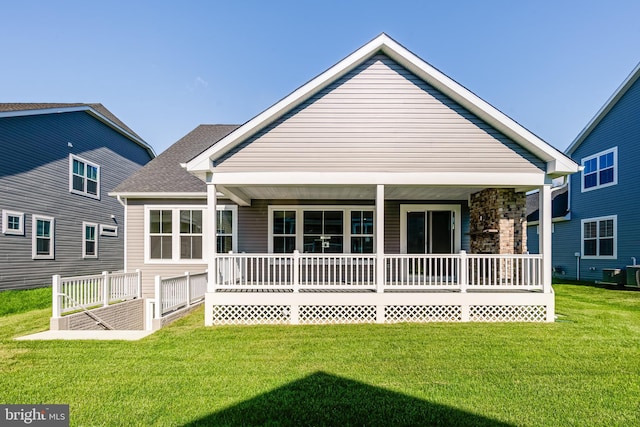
[52,270,142,317]
[155,271,208,317]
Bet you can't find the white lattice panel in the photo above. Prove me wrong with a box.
[384,305,462,323]
[469,305,546,322]
[211,305,290,325]
[299,305,376,324]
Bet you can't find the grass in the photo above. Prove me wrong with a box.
[0,287,51,316]
[0,284,639,426]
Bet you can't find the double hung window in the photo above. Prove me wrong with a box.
[32,215,55,259]
[582,215,616,258]
[70,154,100,198]
[83,222,98,258]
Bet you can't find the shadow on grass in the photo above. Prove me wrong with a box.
[183,371,512,426]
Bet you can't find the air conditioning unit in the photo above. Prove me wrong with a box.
[626,266,640,288]
[602,268,623,284]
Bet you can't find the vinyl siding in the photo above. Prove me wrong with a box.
[215,54,545,174]
[127,198,471,296]
[0,112,152,290]
[555,75,640,281]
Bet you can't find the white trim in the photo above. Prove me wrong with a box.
[267,205,375,254]
[144,205,237,264]
[209,171,547,186]
[580,147,618,192]
[82,222,98,259]
[69,154,101,200]
[581,215,617,260]
[2,210,24,235]
[566,61,640,155]
[215,204,238,253]
[187,34,577,176]
[99,224,118,237]
[32,215,55,260]
[399,204,462,254]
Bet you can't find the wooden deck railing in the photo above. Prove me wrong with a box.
[154,271,207,317]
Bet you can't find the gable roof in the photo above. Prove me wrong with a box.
[186,33,578,178]
[0,103,155,158]
[565,62,640,156]
[526,185,569,223]
[111,124,239,196]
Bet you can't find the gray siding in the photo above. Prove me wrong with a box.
[215,54,545,174]
[554,74,640,281]
[0,112,152,290]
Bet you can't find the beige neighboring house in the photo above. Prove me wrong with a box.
[111,34,578,325]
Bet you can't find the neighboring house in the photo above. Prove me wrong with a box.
[527,61,640,283]
[112,34,578,324]
[0,103,155,290]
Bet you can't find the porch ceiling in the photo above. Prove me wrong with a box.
[219,185,534,202]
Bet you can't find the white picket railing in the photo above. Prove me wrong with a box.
[212,252,543,292]
[52,270,141,317]
[155,271,207,317]
[214,252,377,291]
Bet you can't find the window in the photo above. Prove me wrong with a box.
[32,215,54,259]
[70,154,100,199]
[581,215,616,259]
[581,147,617,192]
[268,206,374,254]
[149,210,173,259]
[180,210,202,259]
[351,210,374,253]
[146,206,236,262]
[2,210,24,235]
[83,222,98,258]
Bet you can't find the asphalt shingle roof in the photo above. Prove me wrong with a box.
[526,185,569,222]
[112,124,239,194]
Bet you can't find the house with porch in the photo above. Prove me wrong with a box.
[112,34,578,324]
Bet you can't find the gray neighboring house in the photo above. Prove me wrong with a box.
[527,61,640,283]
[0,103,155,290]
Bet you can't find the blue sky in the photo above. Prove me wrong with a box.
[2,1,639,155]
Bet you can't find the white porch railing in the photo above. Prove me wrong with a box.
[52,270,141,318]
[212,252,543,292]
[215,251,377,291]
[154,271,207,317]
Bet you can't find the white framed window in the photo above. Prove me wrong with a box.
[581,215,616,259]
[32,215,54,259]
[83,222,98,258]
[2,210,24,235]
[100,224,118,237]
[69,154,100,199]
[145,205,237,263]
[581,147,617,192]
[268,206,375,254]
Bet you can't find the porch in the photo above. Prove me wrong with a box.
[206,251,553,324]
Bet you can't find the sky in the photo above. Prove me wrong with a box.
[2,0,639,155]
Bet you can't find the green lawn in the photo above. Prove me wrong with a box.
[0,284,639,426]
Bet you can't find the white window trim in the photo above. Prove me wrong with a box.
[69,154,101,199]
[2,210,25,235]
[581,215,617,260]
[100,224,118,237]
[82,222,98,259]
[267,205,375,253]
[399,204,462,254]
[581,147,617,193]
[32,215,55,260]
[144,205,237,264]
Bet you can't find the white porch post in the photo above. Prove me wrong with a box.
[540,185,552,293]
[376,184,385,294]
[207,181,218,293]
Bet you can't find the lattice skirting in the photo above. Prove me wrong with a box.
[210,304,549,325]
